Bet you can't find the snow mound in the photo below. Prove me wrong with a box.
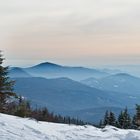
[0,113,140,140]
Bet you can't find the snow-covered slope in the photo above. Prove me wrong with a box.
[0,113,140,140]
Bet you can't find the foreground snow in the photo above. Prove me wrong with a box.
[0,114,140,140]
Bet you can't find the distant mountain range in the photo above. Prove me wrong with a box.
[81,73,140,95]
[9,62,108,81]
[13,77,124,111]
[13,77,139,123]
[9,67,32,78]
[9,62,140,123]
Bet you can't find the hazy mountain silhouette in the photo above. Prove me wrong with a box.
[13,77,140,122]
[9,67,31,78]
[22,62,108,81]
[81,73,140,94]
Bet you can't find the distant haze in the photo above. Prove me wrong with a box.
[1,0,140,67]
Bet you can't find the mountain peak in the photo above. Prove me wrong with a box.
[33,62,62,68]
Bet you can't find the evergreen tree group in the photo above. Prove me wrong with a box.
[117,108,131,129]
[103,111,116,126]
[6,97,86,125]
[100,106,140,129]
[0,51,15,112]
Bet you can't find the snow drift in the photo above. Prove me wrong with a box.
[0,113,140,140]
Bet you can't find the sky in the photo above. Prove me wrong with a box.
[1,0,140,67]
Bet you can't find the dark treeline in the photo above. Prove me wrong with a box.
[3,96,87,126]
[99,105,140,129]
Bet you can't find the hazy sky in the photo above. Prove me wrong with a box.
[1,0,140,67]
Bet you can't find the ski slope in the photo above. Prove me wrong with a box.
[0,113,140,140]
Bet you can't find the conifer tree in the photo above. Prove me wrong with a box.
[118,108,131,129]
[123,108,131,129]
[135,104,140,126]
[109,111,116,126]
[103,110,109,125]
[118,111,124,128]
[0,51,15,112]
[15,97,31,117]
[132,115,137,127]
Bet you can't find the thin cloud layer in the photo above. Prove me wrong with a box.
[0,0,140,66]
